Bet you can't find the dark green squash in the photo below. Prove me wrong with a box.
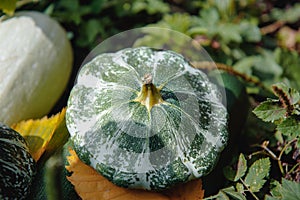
[66,47,228,190]
[0,124,36,199]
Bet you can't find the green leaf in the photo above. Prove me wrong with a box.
[271,3,300,23]
[277,116,300,138]
[132,0,170,15]
[273,83,300,105]
[239,21,261,42]
[253,100,286,122]
[209,187,246,200]
[274,48,300,91]
[225,154,248,182]
[234,154,248,181]
[244,158,270,192]
[222,187,247,200]
[233,56,258,75]
[281,178,300,199]
[218,23,242,43]
[269,180,282,199]
[236,183,244,193]
[253,50,283,78]
[266,179,300,199]
[0,0,16,15]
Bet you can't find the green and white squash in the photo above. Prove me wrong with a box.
[0,124,36,199]
[66,47,228,190]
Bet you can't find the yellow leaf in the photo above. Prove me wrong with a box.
[0,0,17,15]
[66,149,204,200]
[11,108,69,162]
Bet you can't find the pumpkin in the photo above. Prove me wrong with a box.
[0,124,36,199]
[0,11,73,126]
[66,47,228,190]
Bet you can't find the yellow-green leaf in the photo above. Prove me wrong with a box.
[11,108,69,162]
[0,0,17,15]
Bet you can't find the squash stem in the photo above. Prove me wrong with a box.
[134,74,164,111]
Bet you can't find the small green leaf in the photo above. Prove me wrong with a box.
[244,158,270,192]
[215,191,230,200]
[222,187,247,200]
[253,100,286,122]
[269,180,282,198]
[236,182,244,193]
[0,0,16,15]
[272,83,300,105]
[277,116,300,138]
[234,154,247,181]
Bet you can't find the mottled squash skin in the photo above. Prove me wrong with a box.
[66,47,228,190]
[0,124,36,199]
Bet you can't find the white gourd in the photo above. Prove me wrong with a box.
[0,11,73,125]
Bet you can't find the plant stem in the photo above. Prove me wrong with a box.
[239,178,260,200]
[288,162,300,175]
[278,138,298,175]
[191,61,270,92]
[260,141,279,161]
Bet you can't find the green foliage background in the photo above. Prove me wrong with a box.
[1,0,299,199]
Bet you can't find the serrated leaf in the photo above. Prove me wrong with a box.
[66,149,204,200]
[234,154,247,181]
[253,100,286,122]
[0,0,17,15]
[269,180,282,198]
[277,116,300,138]
[222,187,247,200]
[266,179,300,199]
[272,82,300,105]
[244,158,270,192]
[11,108,69,162]
[281,178,300,199]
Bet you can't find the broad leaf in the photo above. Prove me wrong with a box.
[280,178,300,200]
[265,179,300,199]
[277,116,300,138]
[253,100,286,122]
[244,158,270,192]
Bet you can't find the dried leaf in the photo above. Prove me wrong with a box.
[66,149,204,200]
[11,108,68,161]
[164,179,204,200]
